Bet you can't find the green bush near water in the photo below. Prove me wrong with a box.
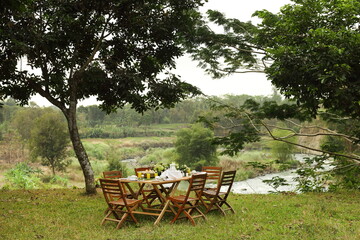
[3,162,43,189]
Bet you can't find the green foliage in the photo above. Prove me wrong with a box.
[175,124,218,170]
[4,162,43,189]
[194,1,360,126]
[0,0,205,194]
[82,142,111,161]
[331,157,360,190]
[11,108,43,142]
[139,148,176,166]
[267,128,297,163]
[254,0,360,122]
[105,147,130,177]
[294,155,333,193]
[29,112,71,175]
[263,176,289,193]
[41,175,69,187]
[1,0,204,109]
[90,160,109,179]
[321,136,360,190]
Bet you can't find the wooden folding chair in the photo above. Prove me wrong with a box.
[167,173,207,226]
[103,170,122,179]
[201,170,236,215]
[134,167,163,207]
[102,170,132,197]
[201,166,222,191]
[99,178,142,229]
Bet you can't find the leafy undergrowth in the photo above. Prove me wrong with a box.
[0,189,359,240]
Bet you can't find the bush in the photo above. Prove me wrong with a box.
[4,162,43,189]
[83,142,111,160]
[139,148,177,165]
[42,175,69,187]
[267,129,297,163]
[106,147,130,177]
[90,160,109,178]
[175,124,218,170]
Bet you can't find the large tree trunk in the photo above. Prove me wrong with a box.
[64,107,96,194]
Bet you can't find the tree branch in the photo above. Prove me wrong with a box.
[284,119,360,143]
[77,16,111,75]
[261,121,360,164]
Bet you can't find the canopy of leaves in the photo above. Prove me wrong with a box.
[190,0,360,141]
[0,0,204,112]
[254,0,360,120]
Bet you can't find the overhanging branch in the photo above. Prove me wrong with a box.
[261,121,360,164]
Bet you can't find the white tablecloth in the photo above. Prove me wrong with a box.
[160,169,183,180]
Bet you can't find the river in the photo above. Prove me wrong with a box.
[231,154,333,194]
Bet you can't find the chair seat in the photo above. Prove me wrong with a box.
[110,198,142,206]
[168,195,199,203]
[203,190,226,196]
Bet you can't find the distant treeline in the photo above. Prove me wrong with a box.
[0,93,284,139]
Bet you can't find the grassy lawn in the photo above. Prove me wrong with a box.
[0,189,359,240]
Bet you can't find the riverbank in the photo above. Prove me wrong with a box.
[231,154,332,194]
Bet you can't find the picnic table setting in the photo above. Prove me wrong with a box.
[99,164,236,229]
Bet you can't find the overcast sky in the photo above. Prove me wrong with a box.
[31,0,292,107]
[173,0,292,97]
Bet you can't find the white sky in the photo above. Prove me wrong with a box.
[31,0,291,107]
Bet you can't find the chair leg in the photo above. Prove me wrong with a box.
[193,206,207,220]
[221,201,235,214]
[183,209,196,226]
[204,197,216,214]
[200,196,209,209]
[101,210,113,225]
[170,204,184,224]
[215,202,226,215]
[116,213,129,229]
[127,205,139,224]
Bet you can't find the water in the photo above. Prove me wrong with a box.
[231,154,334,194]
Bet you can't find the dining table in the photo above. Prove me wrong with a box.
[118,176,191,225]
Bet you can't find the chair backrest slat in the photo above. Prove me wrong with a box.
[100,178,126,204]
[201,166,222,180]
[134,167,153,175]
[103,170,122,179]
[218,170,236,195]
[186,173,207,199]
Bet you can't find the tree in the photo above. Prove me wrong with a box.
[190,0,360,162]
[1,0,204,193]
[175,124,218,170]
[11,107,42,142]
[29,111,70,176]
[78,105,106,127]
[192,0,360,122]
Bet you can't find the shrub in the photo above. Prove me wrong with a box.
[42,175,69,187]
[90,160,109,178]
[267,129,297,163]
[4,162,43,189]
[83,142,111,160]
[139,148,176,165]
[106,147,130,177]
[175,124,218,170]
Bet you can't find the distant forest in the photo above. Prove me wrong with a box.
[0,93,284,139]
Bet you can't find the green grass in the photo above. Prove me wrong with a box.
[0,189,359,240]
